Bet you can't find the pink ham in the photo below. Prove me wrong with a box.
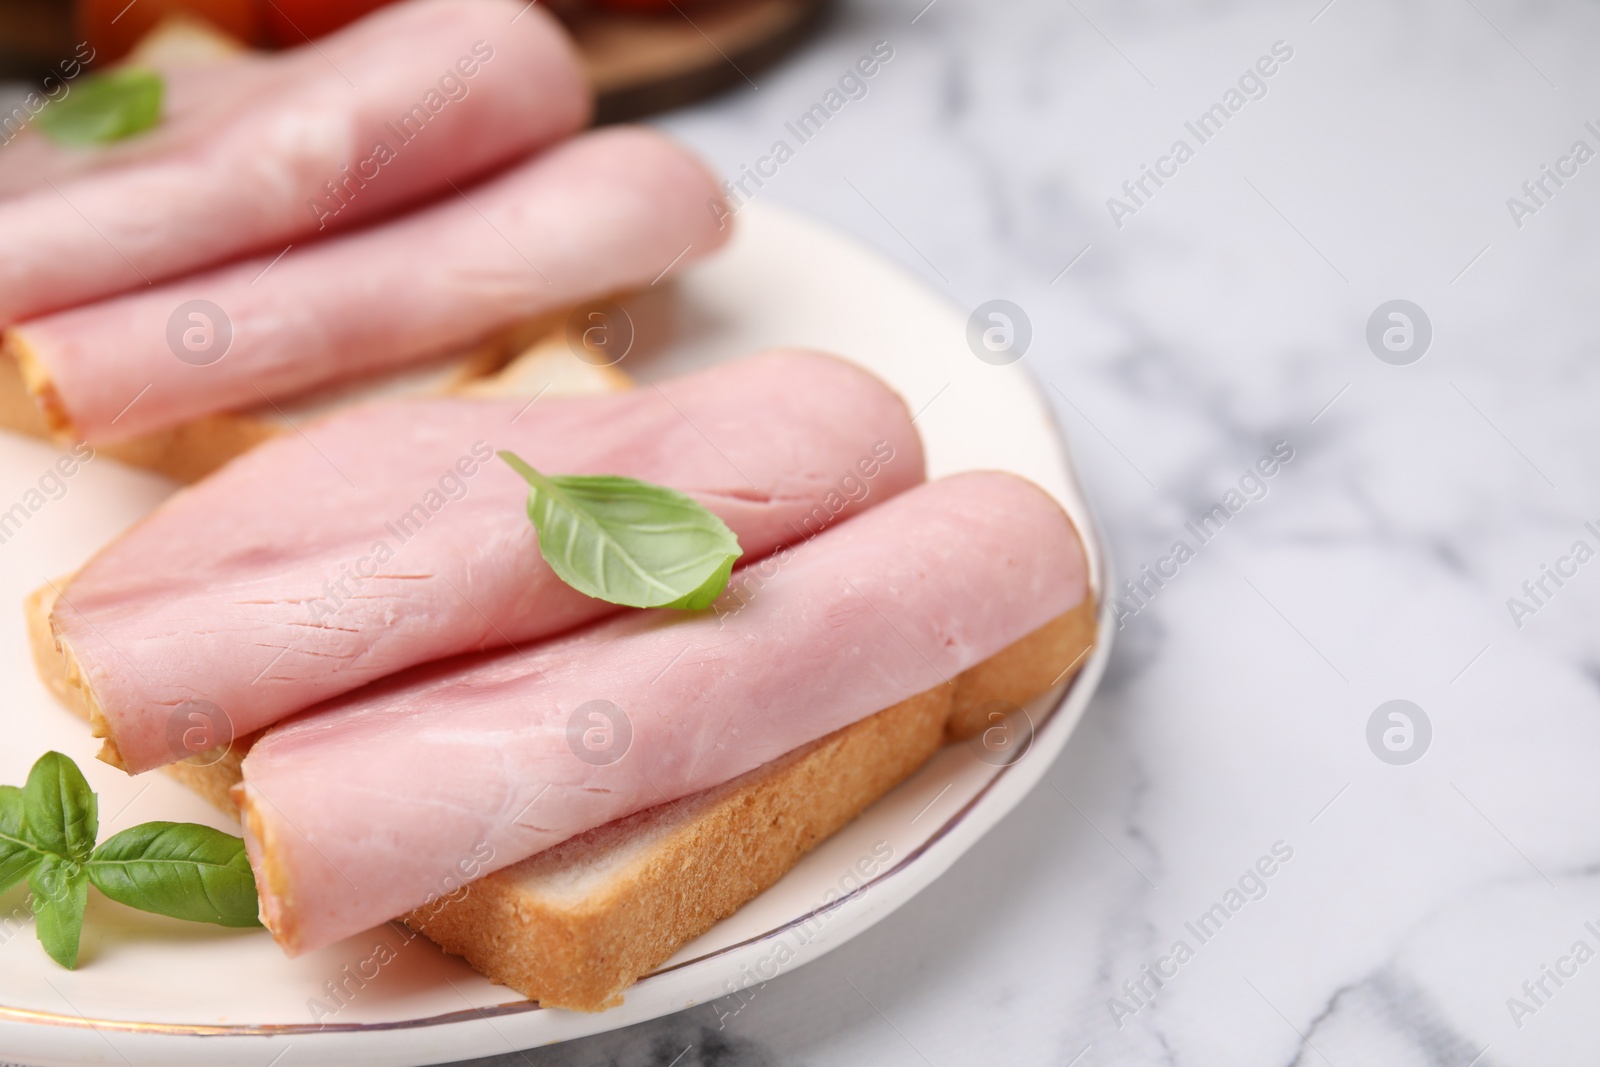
[52,351,924,774]
[0,0,588,326]
[10,127,728,441]
[238,471,1089,955]
[0,52,283,200]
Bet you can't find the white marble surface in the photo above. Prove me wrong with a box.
[451,0,1600,1064]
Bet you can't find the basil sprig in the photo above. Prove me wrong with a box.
[1,752,261,969]
[500,451,742,610]
[35,68,164,146]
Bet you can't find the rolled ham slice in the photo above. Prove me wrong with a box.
[0,45,277,201]
[9,126,728,442]
[0,17,331,203]
[0,0,588,326]
[51,351,923,774]
[238,471,1089,955]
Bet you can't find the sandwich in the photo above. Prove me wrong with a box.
[0,0,724,480]
[25,351,1095,1010]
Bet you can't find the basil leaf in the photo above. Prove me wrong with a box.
[22,752,98,863]
[88,822,262,928]
[29,854,89,969]
[499,451,742,610]
[0,785,46,894]
[35,68,164,146]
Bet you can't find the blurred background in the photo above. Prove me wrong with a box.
[0,0,828,121]
[6,0,1599,1064]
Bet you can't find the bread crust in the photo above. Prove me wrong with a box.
[946,600,1098,743]
[407,686,954,1011]
[401,593,1095,1010]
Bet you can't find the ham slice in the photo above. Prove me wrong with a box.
[0,50,279,201]
[0,0,587,326]
[9,127,729,441]
[237,471,1089,955]
[51,351,924,775]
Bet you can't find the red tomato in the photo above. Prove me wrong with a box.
[589,0,703,11]
[260,0,394,45]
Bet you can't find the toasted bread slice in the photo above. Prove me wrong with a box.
[410,686,955,1013]
[404,599,1095,1010]
[0,307,625,483]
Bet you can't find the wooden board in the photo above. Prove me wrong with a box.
[1,0,828,121]
[0,0,73,82]
[549,0,830,123]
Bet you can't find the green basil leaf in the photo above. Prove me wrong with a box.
[34,68,164,146]
[22,752,98,862]
[29,854,89,969]
[0,785,47,894]
[88,822,262,928]
[500,451,742,610]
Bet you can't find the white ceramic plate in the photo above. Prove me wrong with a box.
[0,202,1111,1066]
